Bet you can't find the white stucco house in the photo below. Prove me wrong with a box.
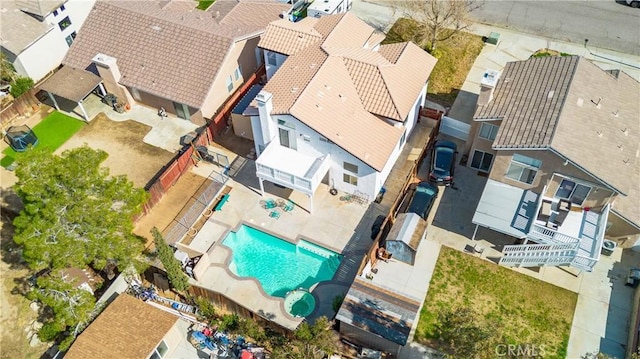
[0,0,95,82]
[243,13,437,211]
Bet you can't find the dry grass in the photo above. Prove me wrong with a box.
[416,246,576,359]
[384,18,484,107]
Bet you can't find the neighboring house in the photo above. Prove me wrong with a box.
[467,55,640,272]
[285,0,351,22]
[245,13,437,210]
[0,0,95,82]
[62,0,289,125]
[65,293,193,359]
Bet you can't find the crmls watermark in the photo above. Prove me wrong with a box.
[495,344,547,357]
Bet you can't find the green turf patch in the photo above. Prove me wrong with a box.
[2,111,85,168]
[196,0,215,10]
[415,246,577,358]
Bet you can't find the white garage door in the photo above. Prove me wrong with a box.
[440,115,470,140]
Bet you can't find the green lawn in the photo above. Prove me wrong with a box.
[2,111,85,168]
[383,18,485,107]
[416,246,577,359]
[196,0,215,10]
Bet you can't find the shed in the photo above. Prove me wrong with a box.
[231,84,262,140]
[384,213,423,265]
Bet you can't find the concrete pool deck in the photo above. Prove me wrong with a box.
[178,154,375,330]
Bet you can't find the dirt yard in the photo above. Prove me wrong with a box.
[56,113,175,188]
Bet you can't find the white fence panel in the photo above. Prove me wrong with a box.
[440,115,470,140]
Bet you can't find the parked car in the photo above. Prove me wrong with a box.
[407,182,439,220]
[429,140,457,186]
[626,0,639,8]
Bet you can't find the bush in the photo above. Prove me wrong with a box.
[332,294,344,313]
[218,314,239,331]
[10,77,34,98]
[193,296,216,321]
[37,322,64,342]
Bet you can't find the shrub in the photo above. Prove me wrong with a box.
[37,322,64,342]
[218,314,239,331]
[193,296,216,321]
[332,294,344,313]
[10,77,34,98]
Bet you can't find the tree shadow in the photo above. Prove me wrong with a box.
[1,188,29,270]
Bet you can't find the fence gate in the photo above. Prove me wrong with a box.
[440,115,470,140]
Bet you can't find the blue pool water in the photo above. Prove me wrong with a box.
[222,225,341,297]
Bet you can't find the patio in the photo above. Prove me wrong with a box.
[175,153,378,330]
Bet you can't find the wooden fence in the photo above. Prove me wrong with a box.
[138,65,265,216]
[0,88,40,130]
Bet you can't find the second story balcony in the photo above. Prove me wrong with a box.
[255,142,331,197]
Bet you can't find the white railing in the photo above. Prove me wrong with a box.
[503,242,578,254]
[527,224,580,245]
[256,163,313,192]
[571,255,597,272]
[500,242,578,268]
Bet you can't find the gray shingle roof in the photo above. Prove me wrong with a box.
[476,56,640,226]
[0,0,55,55]
[38,66,102,102]
[63,0,288,109]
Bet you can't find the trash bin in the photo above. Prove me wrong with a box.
[601,239,617,256]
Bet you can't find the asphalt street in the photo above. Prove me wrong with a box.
[469,0,640,56]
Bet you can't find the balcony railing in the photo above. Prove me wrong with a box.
[527,224,580,246]
[255,148,331,195]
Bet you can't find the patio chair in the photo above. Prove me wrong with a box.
[269,209,281,219]
[282,199,295,212]
[260,199,277,210]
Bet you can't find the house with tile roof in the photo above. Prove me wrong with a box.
[243,13,437,210]
[65,293,198,359]
[0,0,95,82]
[62,0,289,125]
[466,55,640,272]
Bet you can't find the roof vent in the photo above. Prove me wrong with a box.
[151,25,161,31]
[613,110,619,117]
[596,131,603,138]
[618,144,624,151]
[547,90,554,99]
[310,63,317,69]
[577,98,584,107]
[338,94,345,101]
[318,91,324,98]
[291,87,299,93]
[622,128,629,136]
[316,104,322,110]
[324,84,331,90]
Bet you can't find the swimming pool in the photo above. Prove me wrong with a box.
[222,225,341,298]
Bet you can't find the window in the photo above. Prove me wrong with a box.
[555,179,591,205]
[65,31,76,47]
[53,9,58,16]
[226,75,233,92]
[505,154,542,184]
[149,340,168,359]
[234,66,242,81]
[398,130,406,149]
[343,162,358,185]
[470,150,493,172]
[267,52,277,66]
[58,16,72,31]
[319,136,333,144]
[277,119,294,129]
[478,122,499,141]
[60,4,65,11]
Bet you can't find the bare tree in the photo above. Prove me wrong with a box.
[393,0,482,52]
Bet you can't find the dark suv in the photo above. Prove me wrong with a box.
[407,182,439,220]
[429,140,457,186]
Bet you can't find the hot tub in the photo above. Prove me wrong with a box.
[284,289,316,317]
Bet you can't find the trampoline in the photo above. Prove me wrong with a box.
[4,125,38,152]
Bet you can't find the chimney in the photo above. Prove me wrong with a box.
[477,69,500,106]
[92,53,134,105]
[255,91,276,148]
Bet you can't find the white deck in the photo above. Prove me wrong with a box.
[256,144,317,178]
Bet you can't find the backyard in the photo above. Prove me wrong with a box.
[383,18,485,107]
[416,246,577,358]
[1,111,85,168]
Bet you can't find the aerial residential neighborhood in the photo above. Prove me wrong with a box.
[1,1,639,359]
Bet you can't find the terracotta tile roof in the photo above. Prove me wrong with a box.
[290,56,404,171]
[258,18,322,55]
[476,56,640,225]
[378,43,409,64]
[259,13,437,171]
[65,294,178,359]
[63,0,287,109]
